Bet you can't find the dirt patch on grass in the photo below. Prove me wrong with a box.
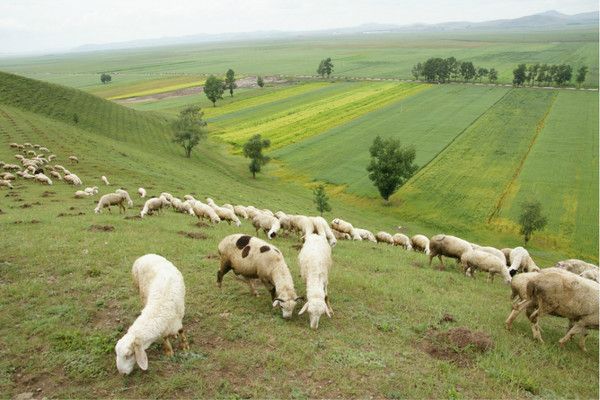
[41,191,56,197]
[421,327,493,367]
[124,215,141,220]
[439,313,455,324]
[204,253,220,260]
[0,208,4,214]
[19,203,32,209]
[411,261,425,268]
[58,212,86,217]
[5,191,19,197]
[194,221,209,228]
[178,231,207,240]
[89,225,115,232]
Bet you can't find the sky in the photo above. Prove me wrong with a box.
[0,0,597,54]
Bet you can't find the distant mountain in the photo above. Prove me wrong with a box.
[73,10,599,53]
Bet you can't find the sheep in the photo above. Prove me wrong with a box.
[54,164,67,173]
[508,247,539,276]
[410,234,430,254]
[1,172,15,181]
[274,211,292,231]
[48,154,56,162]
[262,209,274,217]
[9,143,19,148]
[222,203,235,212]
[501,248,513,265]
[375,231,394,245]
[39,146,49,153]
[580,269,599,283]
[101,175,110,185]
[217,234,300,319]
[353,228,376,243]
[233,205,248,219]
[428,234,472,270]
[170,197,193,214]
[141,196,171,218]
[554,259,598,275]
[207,198,241,226]
[524,271,599,351]
[3,164,21,172]
[138,187,146,198]
[190,200,220,224]
[33,144,40,149]
[74,190,91,198]
[332,230,351,240]
[64,173,82,186]
[94,189,133,214]
[183,194,196,202]
[289,214,315,237]
[14,154,23,160]
[252,213,281,239]
[331,218,354,235]
[392,233,412,249]
[115,254,188,374]
[298,234,333,329]
[0,179,13,189]
[160,192,174,202]
[460,249,512,284]
[49,171,62,180]
[245,205,261,219]
[310,216,337,247]
[472,245,506,265]
[68,155,79,163]
[34,173,52,185]
[84,186,99,195]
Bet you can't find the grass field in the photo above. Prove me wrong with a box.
[0,28,597,88]
[0,73,597,398]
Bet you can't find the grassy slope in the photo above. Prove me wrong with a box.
[273,85,509,196]
[501,90,599,258]
[0,28,597,87]
[0,74,597,398]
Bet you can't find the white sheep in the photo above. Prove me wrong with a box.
[189,200,220,224]
[410,234,430,254]
[353,228,376,243]
[217,234,300,319]
[74,190,91,198]
[428,234,472,270]
[49,171,62,180]
[233,205,249,219]
[94,189,133,214]
[68,155,79,163]
[460,249,512,284]
[508,247,539,276]
[140,196,171,218]
[580,269,599,283]
[101,175,110,185]
[206,198,241,226]
[298,234,333,329]
[331,218,354,235]
[471,244,506,265]
[222,203,235,212]
[252,213,281,239]
[115,254,188,374]
[170,197,194,214]
[138,187,146,198]
[310,216,337,247]
[0,179,13,189]
[64,173,82,186]
[332,230,351,240]
[554,259,598,275]
[1,172,15,181]
[34,173,52,185]
[392,233,412,249]
[290,214,315,237]
[84,186,99,195]
[375,231,394,245]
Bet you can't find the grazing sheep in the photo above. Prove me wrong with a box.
[233,205,248,219]
[0,179,13,189]
[115,254,188,374]
[34,173,52,185]
[74,190,91,198]
[190,200,220,224]
[332,230,351,240]
[298,234,333,329]
[64,173,82,186]
[1,172,15,181]
[222,203,235,212]
[375,231,394,245]
[262,209,274,217]
[353,228,376,243]
[84,186,99,195]
[290,214,315,237]
[252,213,281,239]
[101,175,110,185]
[183,194,196,202]
[331,218,354,235]
[310,216,337,247]
[160,192,174,202]
[554,259,598,275]
[9,143,19,148]
[48,154,56,161]
[54,164,67,173]
[141,196,171,218]
[274,211,294,232]
[14,154,24,160]
[170,197,193,214]
[410,234,430,255]
[3,164,21,172]
[473,245,506,265]
[206,198,241,226]
[525,271,599,351]
[508,247,540,276]
[349,229,363,241]
[217,234,300,319]
[68,155,79,163]
[94,189,133,214]
[138,187,146,198]
[49,171,62,180]
[501,248,512,266]
[245,205,261,219]
[39,147,49,153]
[428,234,472,270]
[461,249,512,284]
[392,233,412,249]
[580,269,599,283]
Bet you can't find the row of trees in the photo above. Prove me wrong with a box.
[512,63,587,87]
[203,70,266,107]
[411,57,498,83]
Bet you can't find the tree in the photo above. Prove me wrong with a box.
[204,75,224,106]
[576,66,588,87]
[553,64,572,86]
[317,57,334,78]
[257,76,265,88]
[172,105,207,158]
[366,136,418,203]
[512,63,527,86]
[476,67,488,81]
[518,200,547,243]
[225,69,237,97]
[459,61,476,82]
[100,73,112,84]
[536,64,548,86]
[411,62,423,80]
[488,68,498,83]
[243,134,271,178]
[445,57,459,81]
[422,58,450,83]
[313,184,331,216]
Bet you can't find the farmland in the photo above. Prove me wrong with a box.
[0,72,597,398]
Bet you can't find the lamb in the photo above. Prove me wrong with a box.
[298,234,333,329]
[353,228,376,243]
[34,173,52,185]
[233,205,248,219]
[207,198,241,226]
[524,271,599,351]
[554,259,598,275]
[68,155,79,163]
[310,216,337,247]
[217,234,300,319]
[428,234,472,270]
[101,175,110,185]
[54,165,67,173]
[115,254,188,374]
[84,186,99,195]
[252,213,281,239]
[0,179,13,189]
[580,269,599,283]
[375,231,394,245]
[190,200,220,224]
[14,154,24,160]
[410,234,430,254]
[49,171,62,180]
[508,247,540,276]
[94,189,133,214]
[138,188,146,198]
[74,190,92,198]
[331,218,354,235]
[141,196,171,218]
[460,249,512,284]
[64,173,82,186]
[392,233,412,250]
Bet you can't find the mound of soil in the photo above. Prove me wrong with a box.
[41,191,56,197]
[422,327,493,367]
[58,212,85,217]
[178,231,207,240]
[88,224,115,232]
[194,221,209,228]
[124,215,141,220]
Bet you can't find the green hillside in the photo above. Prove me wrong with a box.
[0,73,597,398]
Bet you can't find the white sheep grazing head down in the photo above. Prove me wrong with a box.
[299,298,332,329]
[272,297,298,319]
[115,333,147,375]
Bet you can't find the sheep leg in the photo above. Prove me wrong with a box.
[178,328,190,351]
[505,299,531,330]
[217,259,232,288]
[528,305,544,343]
[438,256,445,270]
[163,336,174,357]
[269,286,276,301]
[234,275,260,296]
[325,295,334,315]
[559,321,588,351]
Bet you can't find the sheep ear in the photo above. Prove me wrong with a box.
[134,342,148,371]
[325,306,333,318]
[298,302,308,315]
[272,299,281,308]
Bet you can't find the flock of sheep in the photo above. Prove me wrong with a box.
[2,141,599,376]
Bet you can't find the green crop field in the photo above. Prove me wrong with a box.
[0,71,597,399]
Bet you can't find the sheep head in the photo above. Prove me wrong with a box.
[272,296,300,319]
[299,298,332,329]
[115,333,147,375]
